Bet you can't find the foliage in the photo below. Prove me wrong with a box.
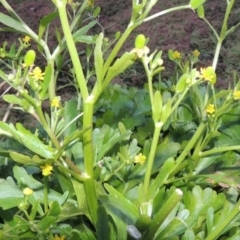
[0,0,240,239]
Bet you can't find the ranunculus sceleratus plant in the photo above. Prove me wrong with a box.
[0,0,240,239]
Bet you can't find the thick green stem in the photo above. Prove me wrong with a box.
[82,96,98,225]
[143,122,162,195]
[57,2,89,101]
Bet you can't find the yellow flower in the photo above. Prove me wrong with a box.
[22,36,31,44]
[172,51,181,60]
[23,187,33,196]
[200,67,216,85]
[53,235,66,240]
[134,153,146,165]
[41,164,53,176]
[51,96,61,108]
[29,67,45,81]
[192,49,200,57]
[131,46,150,58]
[206,104,215,114]
[233,91,240,100]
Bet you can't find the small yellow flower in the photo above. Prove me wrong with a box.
[29,67,45,81]
[206,104,215,114]
[53,235,66,240]
[233,91,240,100]
[134,153,146,165]
[192,49,200,57]
[51,96,61,108]
[172,51,181,60]
[131,46,150,58]
[23,187,33,196]
[41,164,53,176]
[200,67,216,85]
[22,36,31,44]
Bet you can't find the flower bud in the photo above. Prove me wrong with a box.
[134,34,146,49]
[24,49,36,67]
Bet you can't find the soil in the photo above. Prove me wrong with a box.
[0,0,240,122]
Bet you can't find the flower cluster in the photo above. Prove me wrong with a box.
[233,91,240,100]
[200,67,216,85]
[206,104,215,114]
[134,153,146,165]
[29,67,45,81]
[41,164,53,176]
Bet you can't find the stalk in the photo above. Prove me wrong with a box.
[143,122,162,195]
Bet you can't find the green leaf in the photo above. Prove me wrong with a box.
[15,123,54,159]
[155,217,188,239]
[73,20,97,41]
[190,0,206,10]
[3,94,23,106]
[152,91,162,123]
[103,52,135,88]
[148,157,175,200]
[10,152,49,165]
[38,12,59,40]
[96,206,111,240]
[36,216,56,231]
[57,201,83,222]
[94,33,104,85]
[176,73,188,93]
[197,5,205,18]
[0,13,29,34]
[0,177,23,210]
[160,99,172,124]
[40,64,52,99]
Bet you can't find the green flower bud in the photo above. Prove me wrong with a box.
[24,49,36,67]
[135,34,146,48]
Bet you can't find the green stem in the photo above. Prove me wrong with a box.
[205,200,240,240]
[102,24,137,78]
[143,5,191,23]
[200,145,240,157]
[143,122,162,195]
[212,0,235,70]
[82,97,98,226]
[57,2,89,101]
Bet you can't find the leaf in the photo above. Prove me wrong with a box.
[96,206,111,240]
[2,94,23,106]
[148,157,175,200]
[15,123,54,159]
[57,201,83,222]
[197,5,205,18]
[0,177,24,210]
[38,12,59,40]
[190,0,206,10]
[0,13,29,34]
[39,64,52,99]
[94,33,104,85]
[103,52,135,88]
[73,20,97,41]
[10,152,49,165]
